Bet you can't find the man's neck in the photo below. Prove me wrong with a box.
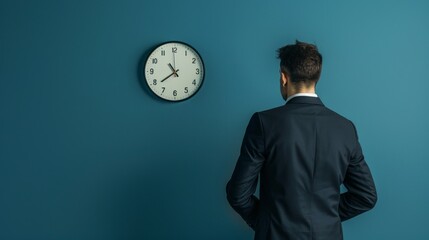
[287,88,316,98]
[285,92,318,104]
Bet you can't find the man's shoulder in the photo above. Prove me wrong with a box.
[258,105,285,115]
[322,106,354,123]
[254,105,289,120]
[256,103,354,125]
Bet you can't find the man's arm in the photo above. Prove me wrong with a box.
[226,113,265,230]
[339,123,377,221]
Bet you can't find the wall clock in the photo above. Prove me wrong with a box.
[144,41,205,102]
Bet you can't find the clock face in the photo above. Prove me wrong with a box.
[144,42,205,101]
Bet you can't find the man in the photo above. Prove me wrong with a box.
[226,41,377,240]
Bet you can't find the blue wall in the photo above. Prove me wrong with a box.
[1,0,428,239]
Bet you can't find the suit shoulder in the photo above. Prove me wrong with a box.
[323,107,356,128]
[325,107,350,120]
[255,104,356,126]
[257,105,285,116]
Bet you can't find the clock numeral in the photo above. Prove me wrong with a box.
[161,87,165,94]
[192,79,196,85]
[153,79,157,85]
[192,58,196,64]
[161,50,165,56]
[173,90,177,96]
[152,58,158,64]
[185,50,188,56]
[150,68,154,75]
[172,47,177,53]
[184,87,188,93]
[196,68,200,75]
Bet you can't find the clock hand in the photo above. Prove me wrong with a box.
[168,63,179,77]
[160,69,180,82]
[173,51,176,71]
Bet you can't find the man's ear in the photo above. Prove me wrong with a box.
[281,71,288,87]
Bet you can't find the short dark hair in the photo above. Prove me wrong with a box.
[277,40,323,85]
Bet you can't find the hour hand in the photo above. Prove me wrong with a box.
[168,63,179,77]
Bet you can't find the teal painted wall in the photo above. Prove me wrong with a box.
[1,0,428,239]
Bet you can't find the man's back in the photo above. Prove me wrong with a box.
[226,41,376,240]
[226,96,377,240]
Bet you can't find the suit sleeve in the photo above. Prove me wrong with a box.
[339,122,377,221]
[226,113,265,230]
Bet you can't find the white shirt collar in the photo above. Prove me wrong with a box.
[285,93,318,104]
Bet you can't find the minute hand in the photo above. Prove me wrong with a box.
[160,69,180,82]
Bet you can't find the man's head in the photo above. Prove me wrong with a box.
[277,40,322,100]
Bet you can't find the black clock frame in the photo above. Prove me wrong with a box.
[143,41,205,102]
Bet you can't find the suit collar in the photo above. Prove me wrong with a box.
[285,96,324,106]
[285,93,318,103]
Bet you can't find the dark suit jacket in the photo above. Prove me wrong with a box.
[226,97,377,240]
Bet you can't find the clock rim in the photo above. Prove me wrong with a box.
[143,41,205,102]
